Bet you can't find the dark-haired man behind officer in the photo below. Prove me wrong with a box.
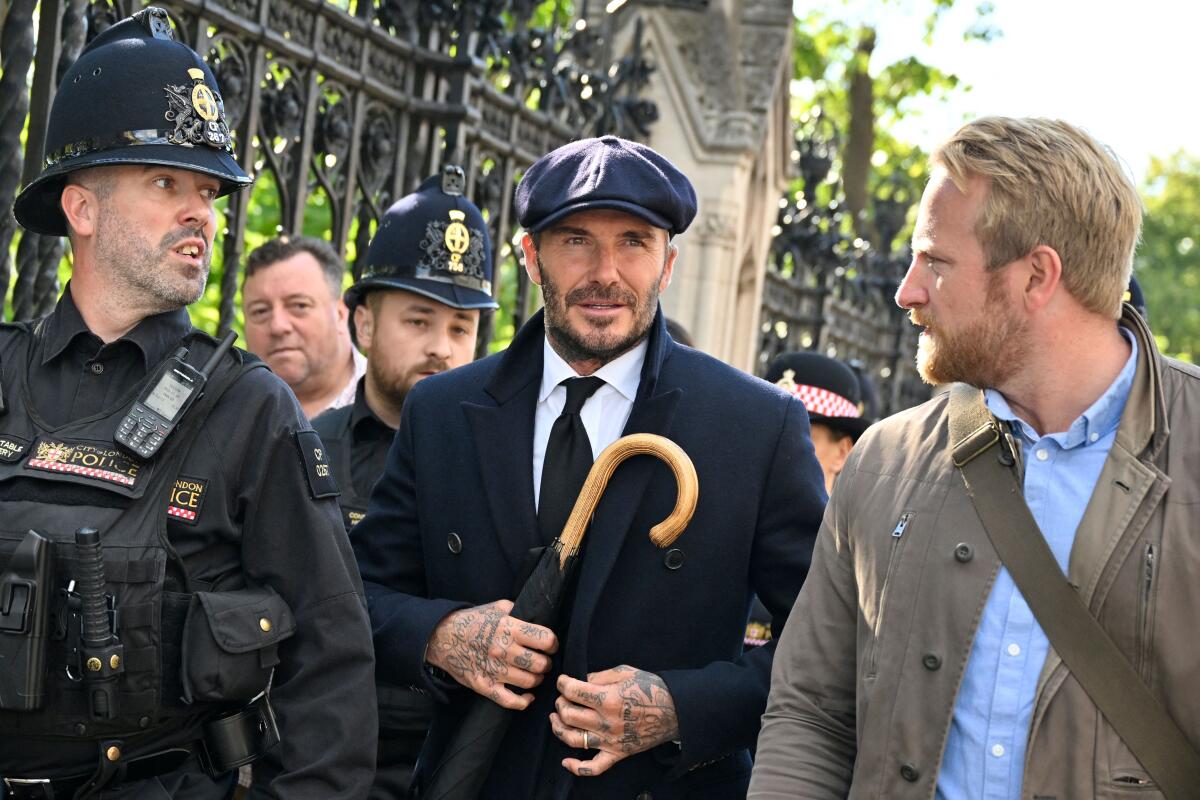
[312,167,496,795]
[0,8,375,797]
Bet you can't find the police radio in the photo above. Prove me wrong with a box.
[116,331,237,459]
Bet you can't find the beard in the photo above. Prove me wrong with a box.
[95,208,210,312]
[912,273,1030,388]
[539,254,661,365]
[366,351,448,410]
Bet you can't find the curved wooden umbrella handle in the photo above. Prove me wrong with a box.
[557,433,699,566]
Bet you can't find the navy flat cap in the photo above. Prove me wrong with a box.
[516,136,697,235]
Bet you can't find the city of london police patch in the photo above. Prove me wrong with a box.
[418,212,487,285]
[164,67,231,150]
[26,439,140,487]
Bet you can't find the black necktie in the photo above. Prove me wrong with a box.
[538,376,605,543]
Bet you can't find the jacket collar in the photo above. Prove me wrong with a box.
[1114,303,1168,461]
[484,306,673,404]
[40,282,192,368]
[467,307,676,579]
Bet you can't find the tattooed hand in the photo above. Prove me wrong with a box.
[550,665,679,777]
[425,600,558,710]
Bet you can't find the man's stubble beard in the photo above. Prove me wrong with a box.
[538,253,661,365]
[365,349,449,412]
[95,205,210,313]
[913,271,1030,388]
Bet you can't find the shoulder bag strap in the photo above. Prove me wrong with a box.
[947,383,1200,798]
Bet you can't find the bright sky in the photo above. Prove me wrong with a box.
[807,0,1200,184]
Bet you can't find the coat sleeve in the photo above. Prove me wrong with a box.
[659,396,827,772]
[351,394,471,698]
[230,376,378,798]
[747,441,862,798]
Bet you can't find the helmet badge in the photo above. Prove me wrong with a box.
[444,210,471,273]
[164,68,230,149]
[188,68,220,122]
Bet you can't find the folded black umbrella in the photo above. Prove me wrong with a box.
[421,433,699,800]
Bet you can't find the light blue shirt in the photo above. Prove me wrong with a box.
[936,331,1138,799]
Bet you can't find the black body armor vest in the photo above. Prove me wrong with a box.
[0,323,251,768]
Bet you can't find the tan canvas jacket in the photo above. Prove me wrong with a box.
[749,308,1200,799]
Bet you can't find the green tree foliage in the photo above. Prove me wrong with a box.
[1136,151,1200,361]
[790,1,998,248]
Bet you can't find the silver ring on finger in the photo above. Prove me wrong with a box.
[582,731,591,750]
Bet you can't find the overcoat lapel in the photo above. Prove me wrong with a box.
[462,313,545,576]
[565,311,681,670]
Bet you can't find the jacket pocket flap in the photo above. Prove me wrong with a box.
[195,588,296,654]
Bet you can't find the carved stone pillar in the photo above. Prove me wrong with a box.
[617,0,793,370]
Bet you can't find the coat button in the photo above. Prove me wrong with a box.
[954,543,973,562]
[663,548,685,570]
[900,762,920,782]
[922,652,942,671]
[447,532,462,554]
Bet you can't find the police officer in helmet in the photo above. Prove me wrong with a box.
[312,166,496,796]
[1,8,375,797]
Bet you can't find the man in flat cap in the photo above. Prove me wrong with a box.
[353,135,826,798]
[0,8,375,797]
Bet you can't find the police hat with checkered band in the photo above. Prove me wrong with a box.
[13,7,251,236]
[766,351,873,440]
[345,165,498,313]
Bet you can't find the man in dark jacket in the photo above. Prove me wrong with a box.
[0,9,375,796]
[352,136,827,799]
[312,167,496,795]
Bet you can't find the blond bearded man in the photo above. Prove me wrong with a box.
[751,117,1200,799]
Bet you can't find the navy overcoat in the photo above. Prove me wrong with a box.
[352,308,825,799]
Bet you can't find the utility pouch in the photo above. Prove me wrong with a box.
[0,530,54,710]
[180,587,295,704]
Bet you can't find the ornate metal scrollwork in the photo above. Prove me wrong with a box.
[256,61,308,227]
[357,103,397,213]
[312,81,356,244]
[7,0,663,342]
[208,35,252,133]
[761,116,925,416]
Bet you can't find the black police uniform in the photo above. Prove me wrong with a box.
[312,166,497,798]
[0,8,375,797]
[312,383,393,531]
[313,384,434,799]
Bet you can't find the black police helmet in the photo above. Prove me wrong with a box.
[13,7,251,236]
[345,165,498,315]
[766,351,873,440]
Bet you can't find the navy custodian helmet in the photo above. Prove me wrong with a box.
[13,7,252,236]
[345,165,498,314]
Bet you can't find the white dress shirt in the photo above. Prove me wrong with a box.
[328,347,368,412]
[532,336,648,510]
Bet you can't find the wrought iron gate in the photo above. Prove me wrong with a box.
[757,118,929,417]
[0,0,657,355]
